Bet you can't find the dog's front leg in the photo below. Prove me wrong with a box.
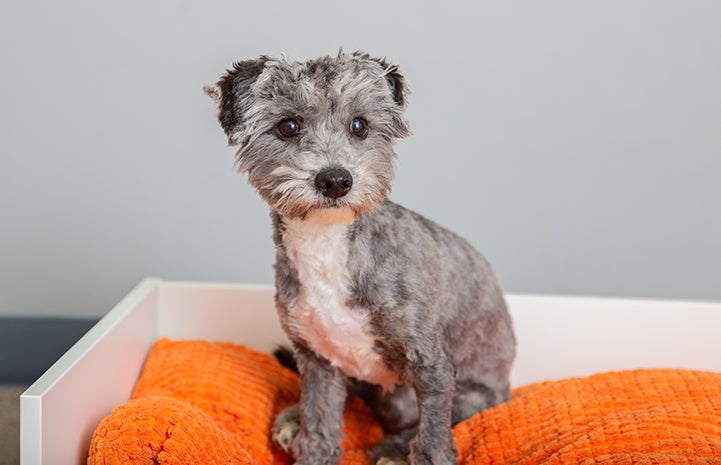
[292,346,348,465]
[407,351,457,465]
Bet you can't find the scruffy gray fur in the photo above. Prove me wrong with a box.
[205,51,516,465]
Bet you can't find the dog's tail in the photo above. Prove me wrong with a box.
[273,345,299,373]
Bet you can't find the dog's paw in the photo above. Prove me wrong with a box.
[272,404,300,453]
[376,457,408,465]
[272,421,299,452]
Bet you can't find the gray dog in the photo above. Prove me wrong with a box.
[204,51,515,465]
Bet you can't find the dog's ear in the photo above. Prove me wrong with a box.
[203,84,221,104]
[381,63,407,108]
[370,57,408,109]
[204,57,268,145]
[369,57,411,138]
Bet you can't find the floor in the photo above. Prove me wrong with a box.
[0,316,98,465]
[0,385,23,465]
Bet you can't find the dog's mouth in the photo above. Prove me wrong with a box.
[265,176,386,225]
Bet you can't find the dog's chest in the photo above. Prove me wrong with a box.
[282,221,399,389]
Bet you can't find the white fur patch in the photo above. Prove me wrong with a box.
[283,219,399,390]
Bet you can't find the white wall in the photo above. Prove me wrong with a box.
[1,1,719,317]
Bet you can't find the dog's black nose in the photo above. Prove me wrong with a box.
[315,167,353,199]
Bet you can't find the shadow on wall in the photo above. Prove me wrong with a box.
[0,318,98,384]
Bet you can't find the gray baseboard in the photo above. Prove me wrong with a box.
[0,317,98,384]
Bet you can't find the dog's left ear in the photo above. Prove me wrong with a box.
[368,57,411,138]
[381,63,408,109]
[371,57,408,109]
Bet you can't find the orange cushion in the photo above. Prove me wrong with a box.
[88,339,721,464]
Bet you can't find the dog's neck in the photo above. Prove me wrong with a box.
[281,218,351,266]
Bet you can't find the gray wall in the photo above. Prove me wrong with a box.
[2,1,719,317]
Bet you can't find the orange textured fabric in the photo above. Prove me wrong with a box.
[88,339,382,465]
[88,339,721,465]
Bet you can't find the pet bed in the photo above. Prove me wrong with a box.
[88,338,721,465]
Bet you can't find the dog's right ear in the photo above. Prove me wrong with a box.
[203,84,222,104]
[204,57,268,145]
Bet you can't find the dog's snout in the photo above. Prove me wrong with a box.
[315,167,353,199]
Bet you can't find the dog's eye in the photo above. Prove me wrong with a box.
[277,118,301,138]
[349,117,369,138]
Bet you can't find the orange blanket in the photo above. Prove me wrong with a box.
[88,339,721,464]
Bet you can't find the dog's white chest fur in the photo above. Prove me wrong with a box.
[282,219,399,390]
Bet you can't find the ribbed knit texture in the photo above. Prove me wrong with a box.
[88,339,721,464]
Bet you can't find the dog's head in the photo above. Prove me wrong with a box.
[204,51,410,222]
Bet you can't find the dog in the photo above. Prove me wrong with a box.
[204,51,516,465]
